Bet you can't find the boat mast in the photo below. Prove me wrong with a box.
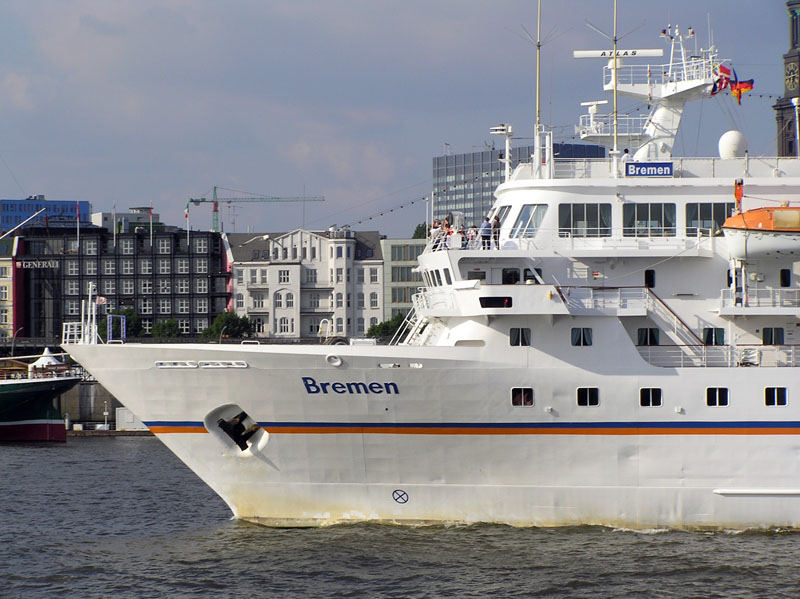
[535,0,542,132]
[612,0,619,177]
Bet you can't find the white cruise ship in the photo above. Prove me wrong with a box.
[64,24,800,529]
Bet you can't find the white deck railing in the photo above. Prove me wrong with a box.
[637,345,800,368]
[720,288,800,309]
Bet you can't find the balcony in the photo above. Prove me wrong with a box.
[636,344,800,368]
[719,288,800,316]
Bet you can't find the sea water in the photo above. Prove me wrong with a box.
[1,436,799,598]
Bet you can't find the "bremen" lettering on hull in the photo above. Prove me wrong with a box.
[302,376,399,395]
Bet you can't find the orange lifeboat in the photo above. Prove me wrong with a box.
[722,207,800,259]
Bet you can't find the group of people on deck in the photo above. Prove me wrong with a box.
[429,215,501,250]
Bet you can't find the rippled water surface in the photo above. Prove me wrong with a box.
[2,436,800,598]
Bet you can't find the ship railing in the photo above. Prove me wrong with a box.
[425,225,717,254]
[558,286,648,313]
[576,114,649,137]
[638,344,800,368]
[529,156,800,181]
[645,289,705,347]
[390,306,420,346]
[720,288,800,309]
[504,226,715,253]
[423,231,488,253]
[603,59,714,87]
[413,287,454,312]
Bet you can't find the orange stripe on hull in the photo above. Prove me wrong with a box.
[149,426,800,436]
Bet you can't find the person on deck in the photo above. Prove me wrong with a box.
[479,217,491,250]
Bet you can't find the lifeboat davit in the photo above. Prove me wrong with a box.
[722,207,800,259]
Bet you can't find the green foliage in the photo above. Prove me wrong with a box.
[200,311,252,340]
[366,313,405,341]
[412,223,428,239]
[151,319,181,338]
[97,308,142,340]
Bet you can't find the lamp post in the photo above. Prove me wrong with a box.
[219,325,228,344]
[10,327,22,357]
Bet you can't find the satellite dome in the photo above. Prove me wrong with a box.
[718,130,748,158]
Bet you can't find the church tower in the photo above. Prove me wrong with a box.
[775,0,800,156]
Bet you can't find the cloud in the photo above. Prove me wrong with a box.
[2,73,32,110]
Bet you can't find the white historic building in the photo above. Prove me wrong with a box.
[224,228,384,340]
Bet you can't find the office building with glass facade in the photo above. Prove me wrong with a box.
[432,143,604,227]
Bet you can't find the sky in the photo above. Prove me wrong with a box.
[0,1,788,238]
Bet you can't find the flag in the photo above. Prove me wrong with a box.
[95,296,108,305]
[729,69,754,105]
[184,201,190,219]
[710,63,731,96]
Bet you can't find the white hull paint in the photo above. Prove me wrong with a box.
[64,342,800,529]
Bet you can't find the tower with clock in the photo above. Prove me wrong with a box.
[775,0,800,156]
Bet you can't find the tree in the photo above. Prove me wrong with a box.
[412,223,428,239]
[200,311,252,340]
[366,313,406,342]
[152,319,181,338]
[97,307,142,340]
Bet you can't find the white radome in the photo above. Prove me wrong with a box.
[718,130,748,158]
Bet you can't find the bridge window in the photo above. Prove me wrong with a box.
[707,388,729,407]
[765,387,788,407]
[686,202,734,236]
[639,388,662,407]
[558,203,611,238]
[623,203,676,237]
[510,204,548,238]
[511,387,534,406]
[577,387,599,407]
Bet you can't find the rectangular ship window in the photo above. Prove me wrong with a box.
[511,387,534,407]
[577,387,599,407]
[706,388,729,407]
[762,327,785,345]
[571,328,593,346]
[637,328,659,346]
[765,387,788,407]
[480,297,512,308]
[640,388,662,407]
[509,328,531,346]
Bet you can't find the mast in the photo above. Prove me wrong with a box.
[612,0,619,177]
[535,0,542,131]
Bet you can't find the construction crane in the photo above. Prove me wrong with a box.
[188,186,324,232]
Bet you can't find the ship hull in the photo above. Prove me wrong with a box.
[0,377,80,442]
[65,342,800,529]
